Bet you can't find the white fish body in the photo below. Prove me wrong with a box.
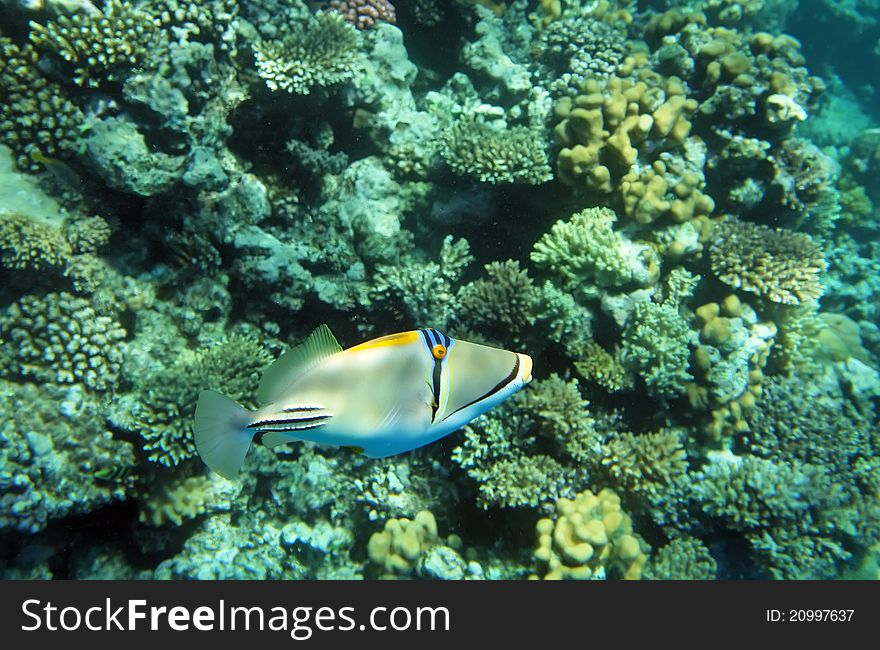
[193,325,533,478]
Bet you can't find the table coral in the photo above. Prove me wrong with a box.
[708,218,827,305]
[532,488,649,580]
[254,11,361,95]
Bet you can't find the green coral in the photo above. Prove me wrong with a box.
[644,537,717,580]
[452,375,597,509]
[253,11,361,95]
[439,116,552,185]
[599,428,689,503]
[0,37,85,169]
[27,0,162,88]
[0,380,136,534]
[129,333,271,467]
[372,236,473,329]
[620,299,694,399]
[0,292,127,392]
[531,206,659,296]
[0,213,70,273]
[573,342,634,392]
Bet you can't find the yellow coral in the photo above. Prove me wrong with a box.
[367,510,442,578]
[532,488,648,580]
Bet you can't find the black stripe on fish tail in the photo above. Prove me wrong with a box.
[441,354,520,422]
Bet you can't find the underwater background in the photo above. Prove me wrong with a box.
[0,0,878,580]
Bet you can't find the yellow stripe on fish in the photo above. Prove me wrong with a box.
[346,330,421,353]
[193,325,533,479]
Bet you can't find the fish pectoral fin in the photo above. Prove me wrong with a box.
[379,392,434,434]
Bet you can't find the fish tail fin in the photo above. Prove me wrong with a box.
[193,390,254,479]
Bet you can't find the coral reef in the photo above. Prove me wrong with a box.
[0,0,876,583]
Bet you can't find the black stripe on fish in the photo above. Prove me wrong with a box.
[248,414,332,430]
[420,328,436,349]
[441,354,520,422]
[252,423,327,436]
[280,405,324,413]
[430,356,442,423]
[429,328,450,349]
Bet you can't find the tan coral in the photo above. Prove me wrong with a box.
[708,219,826,305]
[532,488,648,580]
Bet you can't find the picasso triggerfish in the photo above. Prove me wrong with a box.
[193,325,533,478]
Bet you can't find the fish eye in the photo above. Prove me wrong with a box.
[431,344,447,360]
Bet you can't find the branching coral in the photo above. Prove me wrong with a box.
[620,298,694,399]
[372,236,473,329]
[0,37,85,169]
[0,380,136,534]
[0,292,127,392]
[254,11,361,95]
[452,375,597,510]
[27,0,161,87]
[708,218,827,305]
[599,428,689,503]
[124,333,271,467]
[531,206,660,295]
[644,536,717,580]
[533,488,649,580]
[573,342,634,392]
[439,116,552,185]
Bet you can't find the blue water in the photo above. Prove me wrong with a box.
[0,0,877,580]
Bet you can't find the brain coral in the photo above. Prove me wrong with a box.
[708,218,826,305]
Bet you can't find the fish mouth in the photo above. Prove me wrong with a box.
[517,353,533,384]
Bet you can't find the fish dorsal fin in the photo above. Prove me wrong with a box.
[257,324,342,405]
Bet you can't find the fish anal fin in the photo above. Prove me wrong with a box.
[257,324,342,405]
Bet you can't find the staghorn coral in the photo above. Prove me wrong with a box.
[532,488,649,580]
[708,218,827,305]
[0,292,126,392]
[439,116,552,185]
[328,0,396,29]
[253,11,361,95]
